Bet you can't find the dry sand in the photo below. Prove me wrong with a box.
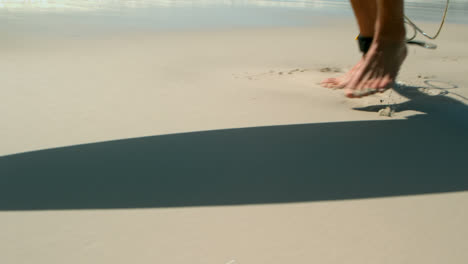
[1,18,467,263]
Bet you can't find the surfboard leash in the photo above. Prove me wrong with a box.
[356,0,450,51]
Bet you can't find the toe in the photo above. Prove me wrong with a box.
[345,87,362,98]
[376,76,393,92]
[321,78,338,88]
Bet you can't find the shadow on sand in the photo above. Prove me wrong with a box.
[1,83,467,211]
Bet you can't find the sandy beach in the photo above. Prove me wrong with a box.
[1,3,468,263]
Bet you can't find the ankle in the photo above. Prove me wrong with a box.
[374,23,406,42]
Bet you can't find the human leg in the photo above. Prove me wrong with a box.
[344,0,407,98]
[321,0,377,89]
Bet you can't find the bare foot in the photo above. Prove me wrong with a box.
[321,58,364,89]
[344,39,407,98]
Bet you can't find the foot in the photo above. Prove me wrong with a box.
[344,39,407,98]
[320,58,364,89]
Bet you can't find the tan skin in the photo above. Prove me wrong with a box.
[321,0,376,90]
[321,0,407,98]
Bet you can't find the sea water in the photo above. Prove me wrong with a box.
[0,0,467,32]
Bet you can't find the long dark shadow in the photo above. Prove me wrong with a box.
[1,84,467,211]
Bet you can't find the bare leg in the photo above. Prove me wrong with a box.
[344,0,407,98]
[350,0,377,37]
[321,0,377,89]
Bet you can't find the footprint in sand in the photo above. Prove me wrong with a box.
[418,87,449,96]
[417,74,437,79]
[239,68,309,80]
[319,67,342,73]
[237,66,343,80]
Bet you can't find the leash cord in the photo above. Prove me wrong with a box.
[404,0,450,41]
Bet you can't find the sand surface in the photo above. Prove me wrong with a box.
[1,17,467,264]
